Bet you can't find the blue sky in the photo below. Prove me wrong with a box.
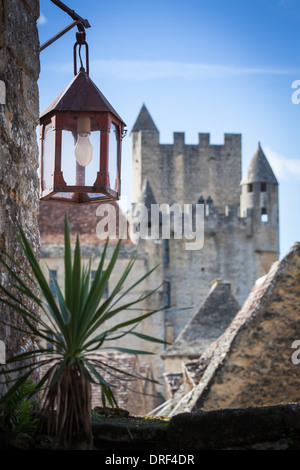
[38,0,300,258]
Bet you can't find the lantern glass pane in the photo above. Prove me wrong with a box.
[54,193,75,200]
[85,130,100,186]
[42,123,54,190]
[61,129,100,187]
[109,123,118,191]
[61,130,76,186]
[87,193,107,199]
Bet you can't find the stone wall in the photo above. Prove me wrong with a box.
[0,0,40,393]
[91,403,300,450]
[132,127,242,210]
[140,201,277,341]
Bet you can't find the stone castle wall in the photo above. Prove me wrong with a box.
[143,203,270,340]
[131,111,279,343]
[131,130,241,209]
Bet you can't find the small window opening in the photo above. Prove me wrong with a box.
[261,182,267,192]
[261,208,268,222]
[164,281,171,308]
[164,239,169,264]
[247,183,253,193]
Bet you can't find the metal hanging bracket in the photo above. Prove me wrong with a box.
[40,0,91,52]
[74,31,89,76]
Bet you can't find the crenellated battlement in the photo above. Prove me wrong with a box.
[197,132,241,149]
[131,112,242,209]
[165,131,242,150]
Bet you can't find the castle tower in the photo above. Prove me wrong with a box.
[240,142,279,275]
[130,106,280,343]
[131,104,242,210]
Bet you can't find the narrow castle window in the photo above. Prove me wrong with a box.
[247,183,253,193]
[260,182,267,192]
[164,239,169,264]
[164,281,171,308]
[261,208,268,222]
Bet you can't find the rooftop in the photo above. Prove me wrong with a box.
[242,142,278,184]
[131,104,158,133]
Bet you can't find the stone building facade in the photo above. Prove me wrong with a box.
[0,0,40,393]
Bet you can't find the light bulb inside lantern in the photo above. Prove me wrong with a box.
[75,132,93,166]
[74,116,93,167]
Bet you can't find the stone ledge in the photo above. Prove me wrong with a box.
[92,403,300,450]
[167,403,300,449]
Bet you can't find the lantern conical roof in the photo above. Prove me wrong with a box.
[40,70,126,126]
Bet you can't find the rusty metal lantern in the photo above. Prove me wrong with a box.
[39,30,126,204]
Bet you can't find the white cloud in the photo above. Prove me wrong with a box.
[46,59,300,81]
[37,12,47,26]
[91,60,300,81]
[264,147,300,181]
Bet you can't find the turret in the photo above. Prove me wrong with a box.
[130,104,159,204]
[240,142,279,260]
[131,104,159,134]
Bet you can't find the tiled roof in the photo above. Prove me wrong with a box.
[163,279,240,358]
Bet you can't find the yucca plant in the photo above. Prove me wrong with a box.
[0,216,167,449]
